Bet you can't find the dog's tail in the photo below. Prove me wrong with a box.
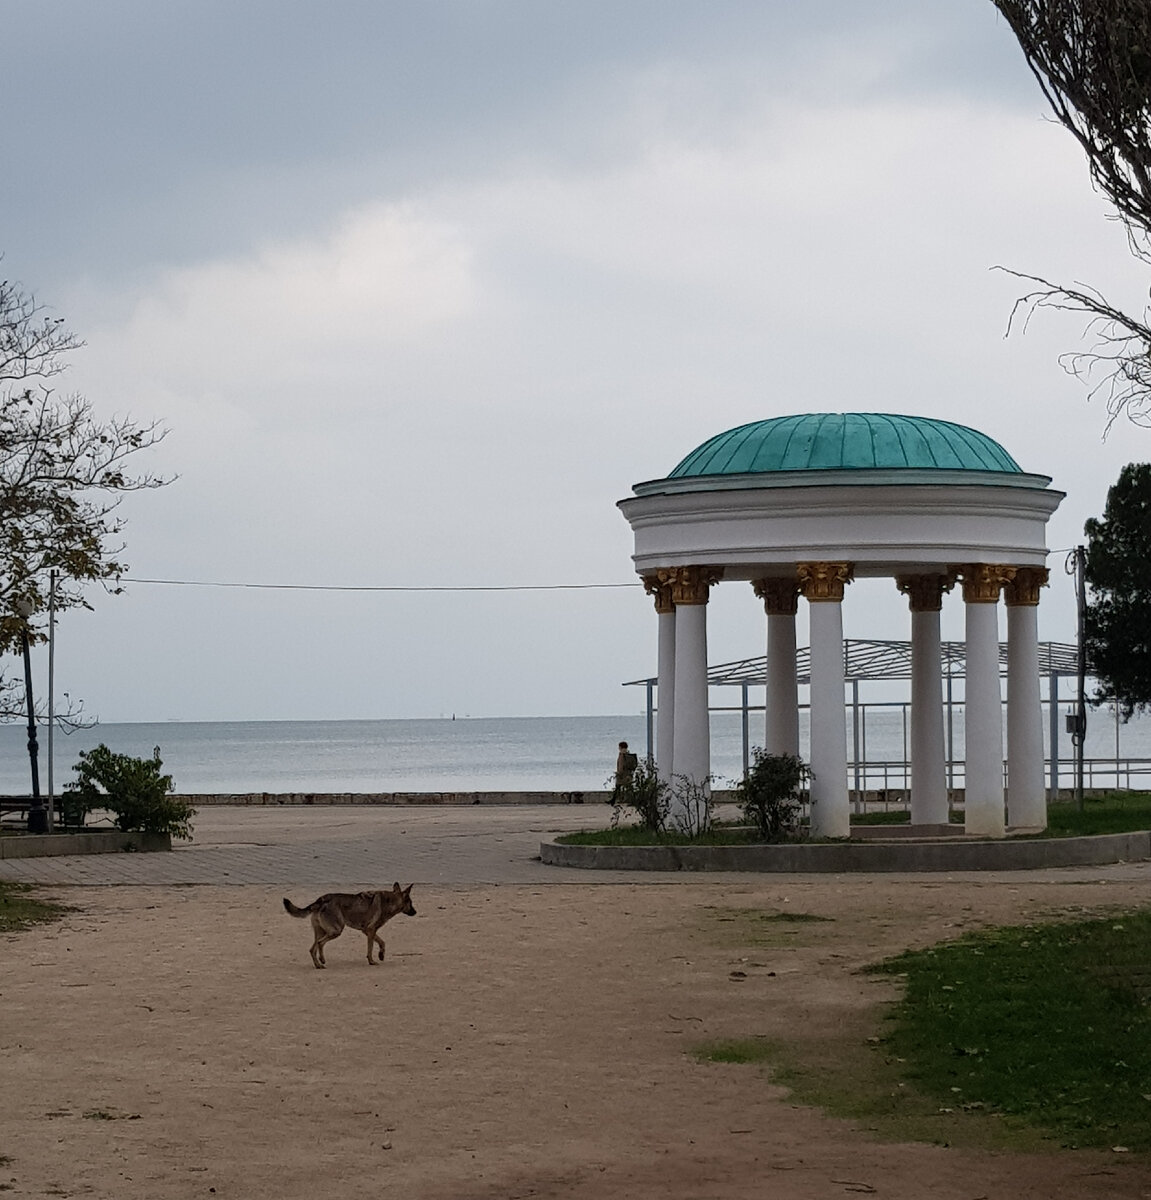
[282,897,318,918]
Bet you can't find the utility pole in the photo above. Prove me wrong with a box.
[15,598,46,834]
[1066,546,1087,811]
[47,570,56,831]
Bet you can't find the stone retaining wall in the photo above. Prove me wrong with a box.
[540,830,1151,873]
[0,830,172,859]
[173,791,613,806]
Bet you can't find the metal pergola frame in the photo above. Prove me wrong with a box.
[625,639,1084,795]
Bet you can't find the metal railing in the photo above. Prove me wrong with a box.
[710,696,1151,793]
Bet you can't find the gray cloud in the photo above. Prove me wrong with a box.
[1,1,1135,721]
[5,1,1040,289]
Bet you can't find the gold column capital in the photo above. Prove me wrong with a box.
[895,571,956,613]
[797,561,854,603]
[657,565,723,606]
[641,573,675,615]
[752,576,800,616]
[957,563,1016,604]
[1004,566,1049,607]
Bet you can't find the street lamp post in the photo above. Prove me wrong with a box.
[15,600,47,834]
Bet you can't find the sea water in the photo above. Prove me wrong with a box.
[0,715,665,795]
[1,706,1149,796]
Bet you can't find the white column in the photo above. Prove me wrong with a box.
[962,565,1008,838]
[644,574,677,779]
[896,574,952,826]
[753,578,800,757]
[668,567,719,828]
[656,608,676,778]
[1006,567,1049,829]
[800,562,853,839]
[911,609,949,824]
[767,614,800,756]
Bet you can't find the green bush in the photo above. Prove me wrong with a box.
[611,757,670,832]
[734,749,811,842]
[65,744,194,839]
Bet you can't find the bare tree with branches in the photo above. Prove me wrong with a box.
[993,0,1151,424]
[0,273,168,719]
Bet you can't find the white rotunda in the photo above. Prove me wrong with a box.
[617,412,1065,837]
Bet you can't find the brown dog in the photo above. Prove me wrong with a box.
[282,883,416,969]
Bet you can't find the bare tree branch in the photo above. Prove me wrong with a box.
[994,1,1151,239]
[997,265,1151,425]
[992,1,1151,424]
[0,676,93,729]
[0,277,83,383]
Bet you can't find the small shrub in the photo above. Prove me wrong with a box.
[735,749,812,842]
[668,772,714,838]
[609,763,715,838]
[611,757,670,833]
[65,744,195,839]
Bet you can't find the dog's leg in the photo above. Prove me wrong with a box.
[364,928,380,964]
[310,913,342,969]
[373,931,386,963]
[313,928,343,969]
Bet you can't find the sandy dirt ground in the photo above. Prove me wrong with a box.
[3,872,1151,1200]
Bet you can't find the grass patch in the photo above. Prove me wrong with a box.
[760,910,832,923]
[691,1011,1052,1151]
[1043,792,1151,837]
[756,1024,1053,1152]
[706,906,832,925]
[851,810,966,826]
[872,907,1151,1150]
[694,1037,774,1065]
[703,905,835,950]
[851,810,912,825]
[558,825,766,847]
[0,882,68,932]
[559,792,1151,847]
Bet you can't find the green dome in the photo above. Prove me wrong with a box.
[669,413,1022,478]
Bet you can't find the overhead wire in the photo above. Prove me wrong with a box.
[121,577,641,593]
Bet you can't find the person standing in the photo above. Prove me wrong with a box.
[612,741,638,803]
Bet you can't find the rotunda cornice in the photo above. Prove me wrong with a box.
[631,467,1055,498]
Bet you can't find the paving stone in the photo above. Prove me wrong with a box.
[0,805,650,888]
[2,804,1147,889]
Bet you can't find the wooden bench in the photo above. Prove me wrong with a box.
[0,796,75,826]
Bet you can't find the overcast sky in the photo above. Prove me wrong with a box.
[3,1,1148,722]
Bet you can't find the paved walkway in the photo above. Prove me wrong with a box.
[4,804,1150,890]
[0,805,646,888]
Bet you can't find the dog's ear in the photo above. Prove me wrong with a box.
[393,881,401,892]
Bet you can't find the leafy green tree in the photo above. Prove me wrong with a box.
[64,744,194,838]
[993,1,1151,425]
[1084,462,1151,716]
[0,273,167,717]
